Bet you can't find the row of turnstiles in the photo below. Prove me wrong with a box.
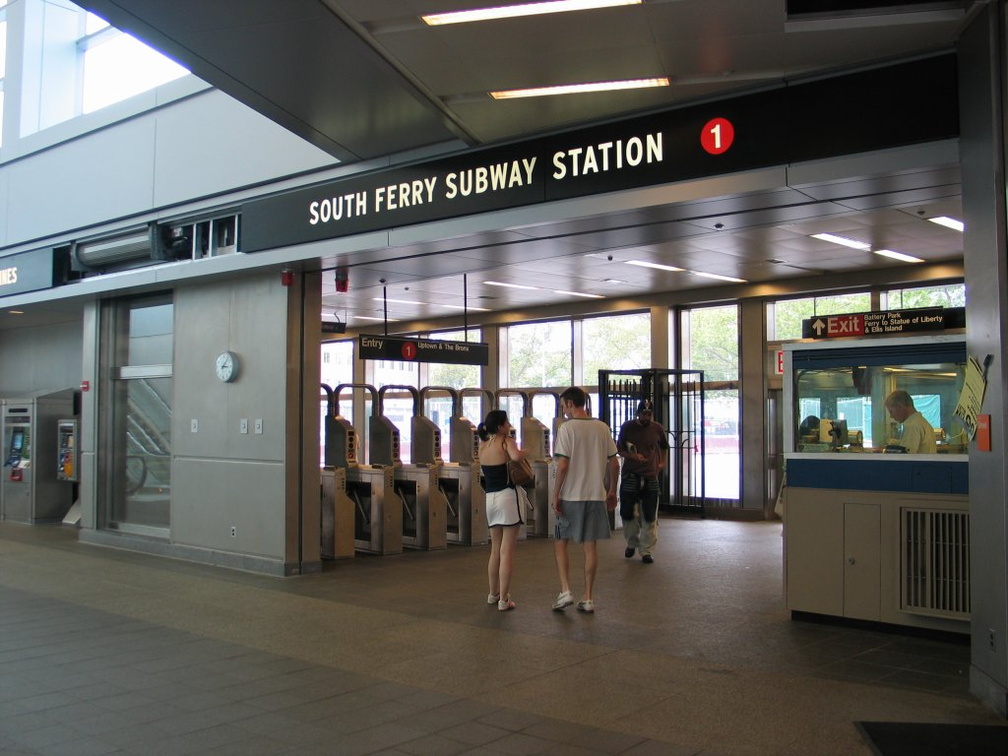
[320,384,565,558]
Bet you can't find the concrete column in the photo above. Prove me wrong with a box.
[739,298,767,513]
[959,1,1008,717]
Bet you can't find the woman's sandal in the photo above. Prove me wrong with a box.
[497,598,516,612]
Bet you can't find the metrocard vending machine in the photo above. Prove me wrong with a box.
[1,390,76,523]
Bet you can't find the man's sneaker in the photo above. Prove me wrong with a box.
[642,554,654,564]
[552,591,574,611]
[624,547,635,558]
[576,600,595,613]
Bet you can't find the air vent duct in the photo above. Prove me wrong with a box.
[72,227,154,271]
[902,507,970,618]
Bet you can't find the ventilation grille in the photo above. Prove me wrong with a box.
[902,508,970,618]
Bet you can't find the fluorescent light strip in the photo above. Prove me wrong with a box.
[625,259,684,272]
[811,233,871,251]
[873,249,923,264]
[422,0,641,26]
[928,216,965,232]
[491,77,669,100]
[484,280,540,290]
[691,271,748,283]
[374,297,425,306]
[353,315,397,322]
[554,289,605,299]
[371,296,490,312]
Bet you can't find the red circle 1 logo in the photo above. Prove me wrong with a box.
[701,117,734,155]
[401,342,417,360]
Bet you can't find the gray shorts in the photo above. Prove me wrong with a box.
[554,500,611,543]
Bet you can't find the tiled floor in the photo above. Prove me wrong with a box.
[0,518,1001,755]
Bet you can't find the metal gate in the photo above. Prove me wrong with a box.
[599,369,706,515]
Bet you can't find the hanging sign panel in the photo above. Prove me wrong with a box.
[0,249,59,298]
[801,307,965,339]
[241,56,956,253]
[358,335,489,366]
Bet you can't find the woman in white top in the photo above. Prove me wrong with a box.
[477,410,528,611]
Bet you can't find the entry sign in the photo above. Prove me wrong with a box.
[802,307,965,339]
[358,335,489,366]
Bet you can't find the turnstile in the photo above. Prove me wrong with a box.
[376,385,447,551]
[424,386,487,547]
[321,466,355,559]
[394,464,447,550]
[523,390,564,537]
[348,464,400,554]
[325,383,402,555]
[1,390,76,524]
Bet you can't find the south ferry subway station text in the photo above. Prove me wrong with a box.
[307,132,664,226]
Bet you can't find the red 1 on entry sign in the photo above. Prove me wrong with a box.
[701,117,735,155]
[401,342,417,360]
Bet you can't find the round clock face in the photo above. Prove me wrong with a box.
[215,351,238,382]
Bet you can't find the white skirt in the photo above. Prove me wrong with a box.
[486,486,527,528]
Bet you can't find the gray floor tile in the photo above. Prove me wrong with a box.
[0,520,997,756]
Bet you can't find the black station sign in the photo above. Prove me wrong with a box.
[358,335,489,366]
[0,248,59,298]
[241,55,957,254]
[802,307,966,339]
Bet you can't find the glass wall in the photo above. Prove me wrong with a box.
[20,0,188,136]
[771,292,872,341]
[426,329,481,459]
[106,294,173,536]
[681,304,739,502]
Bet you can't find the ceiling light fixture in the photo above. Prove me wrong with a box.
[422,0,641,26]
[554,289,605,298]
[374,297,425,306]
[625,260,685,272]
[691,271,748,283]
[353,315,397,322]
[484,280,539,290]
[928,216,965,232]
[811,232,872,250]
[490,77,669,100]
[873,249,924,264]
[372,296,490,312]
[603,278,629,284]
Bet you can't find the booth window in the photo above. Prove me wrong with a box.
[791,340,967,453]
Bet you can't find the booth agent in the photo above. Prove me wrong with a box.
[477,410,528,612]
[551,387,619,614]
[616,400,669,564]
[884,390,936,454]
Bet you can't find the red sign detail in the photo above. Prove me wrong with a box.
[776,350,785,376]
[827,315,864,336]
[701,118,735,155]
[80,380,90,392]
[401,342,417,360]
